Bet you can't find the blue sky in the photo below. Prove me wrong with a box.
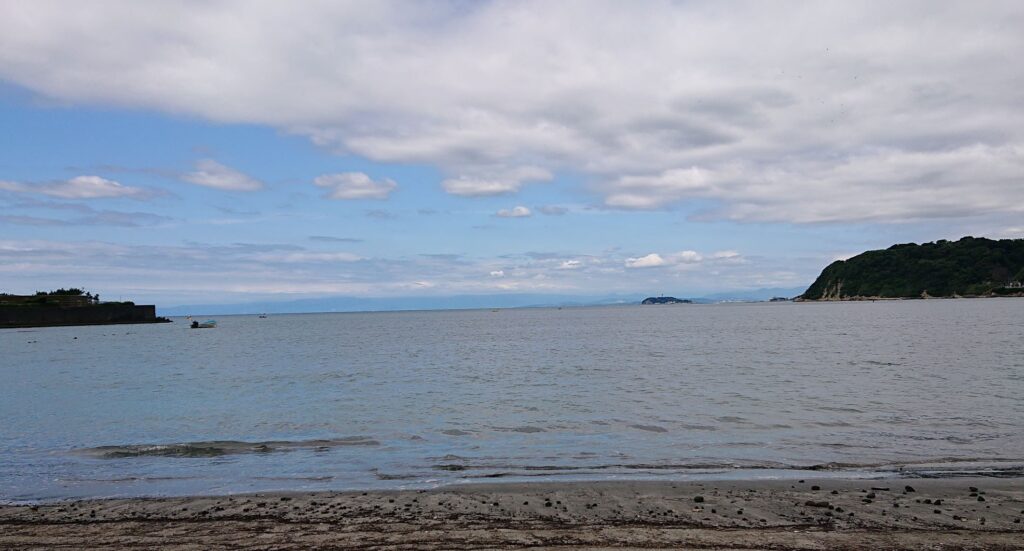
[1,2,1022,306]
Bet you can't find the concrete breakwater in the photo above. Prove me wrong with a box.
[0,303,170,328]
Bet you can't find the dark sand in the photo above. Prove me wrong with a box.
[2,477,1023,549]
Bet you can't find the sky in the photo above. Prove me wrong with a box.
[1,1,1023,307]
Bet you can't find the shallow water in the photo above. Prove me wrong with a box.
[1,300,1022,502]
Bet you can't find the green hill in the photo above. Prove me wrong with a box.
[801,237,1024,300]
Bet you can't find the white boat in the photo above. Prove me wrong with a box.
[190,320,217,329]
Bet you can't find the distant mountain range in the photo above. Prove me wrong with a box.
[160,287,808,316]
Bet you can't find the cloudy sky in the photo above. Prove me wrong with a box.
[1,1,1022,306]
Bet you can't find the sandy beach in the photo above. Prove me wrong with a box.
[3,477,1023,549]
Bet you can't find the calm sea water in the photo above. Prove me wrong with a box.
[2,300,1022,502]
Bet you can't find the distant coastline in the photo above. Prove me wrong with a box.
[641,296,692,305]
[795,293,1024,302]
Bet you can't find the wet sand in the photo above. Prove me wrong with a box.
[2,477,1023,549]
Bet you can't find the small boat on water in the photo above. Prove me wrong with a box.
[190,320,217,329]
[258,313,267,318]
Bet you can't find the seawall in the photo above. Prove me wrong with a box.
[0,304,170,328]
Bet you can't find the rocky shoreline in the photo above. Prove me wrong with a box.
[3,477,1022,549]
[795,293,1024,301]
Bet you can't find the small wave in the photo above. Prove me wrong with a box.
[441,429,472,436]
[678,424,718,431]
[819,442,881,449]
[433,460,795,473]
[428,454,470,463]
[497,426,545,433]
[253,475,334,481]
[58,475,198,483]
[805,458,1024,475]
[817,406,865,413]
[375,472,420,480]
[77,437,379,458]
[876,432,977,444]
[434,464,468,471]
[629,424,668,433]
[464,470,610,479]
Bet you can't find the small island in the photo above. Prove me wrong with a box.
[800,236,1024,300]
[641,296,693,305]
[0,288,170,328]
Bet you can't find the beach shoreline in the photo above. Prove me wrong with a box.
[3,477,1022,549]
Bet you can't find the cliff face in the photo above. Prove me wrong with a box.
[801,237,1024,300]
[0,304,169,328]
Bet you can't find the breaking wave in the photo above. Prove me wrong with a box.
[77,437,380,458]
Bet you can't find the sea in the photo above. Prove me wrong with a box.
[1,299,1022,503]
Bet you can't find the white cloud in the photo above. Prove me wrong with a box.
[559,260,582,269]
[0,238,816,304]
[625,253,667,268]
[1,3,1023,221]
[442,177,519,197]
[626,249,728,269]
[673,250,703,263]
[314,172,396,200]
[441,166,551,197]
[249,251,362,263]
[605,168,710,210]
[997,227,1024,238]
[601,144,1024,222]
[496,206,531,218]
[0,175,146,199]
[183,159,263,191]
